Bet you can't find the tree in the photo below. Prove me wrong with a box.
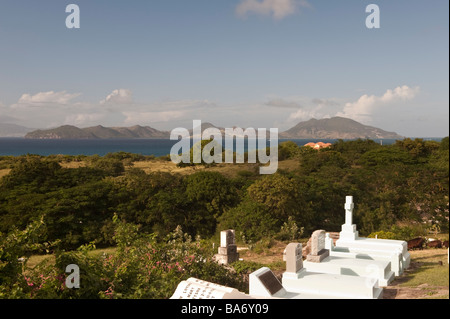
[185,171,238,218]
[278,141,301,160]
[90,158,125,176]
[2,157,62,192]
[218,198,278,242]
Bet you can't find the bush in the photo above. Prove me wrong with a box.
[367,224,428,241]
[6,217,246,299]
[277,216,304,241]
[90,158,125,176]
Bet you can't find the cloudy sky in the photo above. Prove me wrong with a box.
[0,0,448,137]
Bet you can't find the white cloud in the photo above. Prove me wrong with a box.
[100,89,133,105]
[64,113,106,127]
[336,85,420,123]
[268,96,337,122]
[288,108,319,121]
[236,0,310,20]
[122,110,185,125]
[17,91,81,105]
[380,85,419,103]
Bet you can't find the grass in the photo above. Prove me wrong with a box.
[382,248,449,299]
[399,250,449,288]
[0,169,11,178]
[130,158,300,178]
[1,156,301,180]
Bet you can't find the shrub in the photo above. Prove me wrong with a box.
[9,217,246,299]
[277,216,304,241]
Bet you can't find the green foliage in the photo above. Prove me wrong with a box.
[394,138,440,160]
[278,141,301,160]
[367,231,397,240]
[247,173,299,218]
[299,149,349,173]
[90,158,125,176]
[277,216,305,241]
[185,171,238,219]
[230,260,263,277]
[2,157,62,191]
[368,224,428,241]
[219,198,279,242]
[360,147,416,167]
[439,137,449,151]
[5,218,246,299]
[177,138,222,167]
[0,217,47,298]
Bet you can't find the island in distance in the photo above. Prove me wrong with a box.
[22,117,403,140]
[24,125,170,139]
[279,117,403,139]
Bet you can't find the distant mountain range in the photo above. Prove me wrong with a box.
[0,123,35,137]
[0,117,403,140]
[279,117,403,139]
[23,125,170,139]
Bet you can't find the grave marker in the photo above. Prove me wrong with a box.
[306,230,330,263]
[283,243,303,274]
[215,229,239,265]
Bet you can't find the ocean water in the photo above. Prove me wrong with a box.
[0,137,442,157]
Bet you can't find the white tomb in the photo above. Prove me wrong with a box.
[281,243,383,299]
[334,196,411,275]
[302,232,395,286]
[249,267,339,299]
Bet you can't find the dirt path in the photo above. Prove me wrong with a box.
[383,284,449,299]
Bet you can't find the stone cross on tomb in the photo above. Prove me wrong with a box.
[344,195,354,225]
[340,196,359,241]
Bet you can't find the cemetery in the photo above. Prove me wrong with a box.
[171,196,423,299]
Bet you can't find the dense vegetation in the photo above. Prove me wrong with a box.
[0,137,448,298]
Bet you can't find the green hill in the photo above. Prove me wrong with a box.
[25,125,170,139]
[280,117,403,139]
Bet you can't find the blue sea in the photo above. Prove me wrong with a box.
[0,137,443,157]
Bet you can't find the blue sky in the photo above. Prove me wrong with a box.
[0,0,448,137]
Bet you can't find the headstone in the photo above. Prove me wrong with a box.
[221,229,235,246]
[249,267,286,298]
[215,229,239,265]
[283,243,303,274]
[306,230,330,263]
